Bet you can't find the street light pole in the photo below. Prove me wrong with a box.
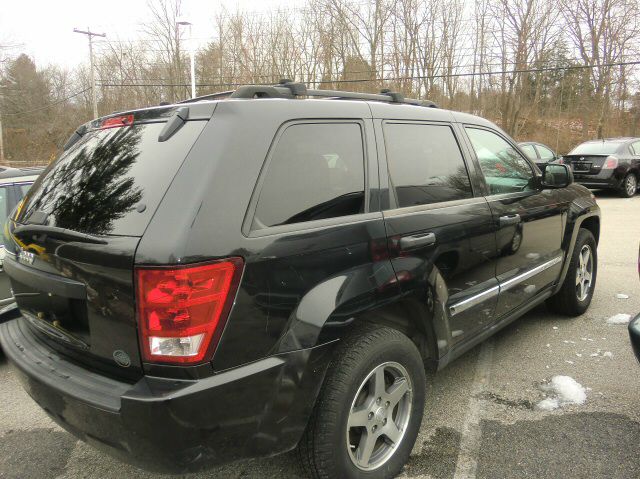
[73,27,106,119]
[177,20,196,99]
[190,46,196,99]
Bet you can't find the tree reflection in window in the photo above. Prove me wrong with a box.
[466,128,535,194]
[22,127,143,235]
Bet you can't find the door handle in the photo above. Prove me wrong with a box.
[399,232,436,250]
[499,214,521,226]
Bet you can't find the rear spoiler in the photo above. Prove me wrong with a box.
[61,102,216,151]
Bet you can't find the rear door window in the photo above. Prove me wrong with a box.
[14,121,206,236]
[252,122,365,230]
[384,123,472,207]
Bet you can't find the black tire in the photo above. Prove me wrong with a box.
[298,324,426,479]
[619,173,637,198]
[546,228,597,316]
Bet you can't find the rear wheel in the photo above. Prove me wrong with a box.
[546,228,597,316]
[298,324,426,479]
[620,173,637,198]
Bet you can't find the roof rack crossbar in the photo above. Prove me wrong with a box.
[230,85,294,99]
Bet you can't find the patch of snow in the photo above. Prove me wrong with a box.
[565,360,574,365]
[536,397,559,411]
[606,313,631,325]
[546,343,551,348]
[576,353,582,357]
[553,326,559,330]
[563,340,575,344]
[589,352,599,357]
[536,375,587,411]
[603,351,613,359]
[616,293,630,299]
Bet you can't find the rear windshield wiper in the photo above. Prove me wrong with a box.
[12,224,108,245]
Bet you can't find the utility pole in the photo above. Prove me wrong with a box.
[73,27,106,119]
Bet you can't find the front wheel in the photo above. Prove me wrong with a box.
[620,173,637,198]
[298,325,426,479]
[546,228,597,316]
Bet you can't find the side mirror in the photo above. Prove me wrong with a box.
[542,163,573,188]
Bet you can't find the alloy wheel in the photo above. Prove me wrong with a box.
[575,244,593,301]
[626,175,637,197]
[346,361,413,471]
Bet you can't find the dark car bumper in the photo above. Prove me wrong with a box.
[630,313,640,363]
[573,170,624,189]
[0,317,334,473]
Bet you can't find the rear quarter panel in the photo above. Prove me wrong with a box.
[136,100,403,371]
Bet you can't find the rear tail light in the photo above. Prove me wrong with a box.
[603,156,618,169]
[136,258,243,365]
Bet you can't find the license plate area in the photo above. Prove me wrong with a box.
[572,162,592,173]
[6,258,90,347]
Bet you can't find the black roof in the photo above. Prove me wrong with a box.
[0,166,44,180]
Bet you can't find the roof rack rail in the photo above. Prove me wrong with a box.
[178,90,235,104]
[181,80,438,108]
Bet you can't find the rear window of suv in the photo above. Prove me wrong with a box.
[252,122,365,230]
[14,121,206,237]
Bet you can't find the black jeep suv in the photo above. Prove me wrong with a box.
[564,137,640,197]
[0,83,600,479]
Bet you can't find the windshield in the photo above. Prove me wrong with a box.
[568,142,623,156]
[14,121,206,237]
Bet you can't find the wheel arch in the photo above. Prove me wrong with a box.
[274,263,451,370]
[556,209,600,293]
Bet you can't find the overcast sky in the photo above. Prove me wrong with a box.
[1,0,289,68]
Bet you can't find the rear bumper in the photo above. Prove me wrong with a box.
[0,317,334,473]
[573,170,622,189]
[630,313,640,364]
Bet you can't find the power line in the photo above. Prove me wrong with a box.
[2,89,90,116]
[94,53,640,85]
[95,59,640,89]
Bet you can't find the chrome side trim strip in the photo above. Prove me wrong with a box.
[448,255,563,316]
[499,255,563,292]
[449,285,499,316]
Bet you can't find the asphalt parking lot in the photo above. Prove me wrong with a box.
[1,192,639,479]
